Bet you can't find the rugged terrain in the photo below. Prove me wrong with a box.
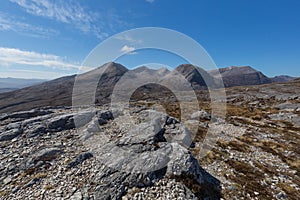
[0,105,222,199]
[0,64,299,199]
[129,78,300,199]
[197,78,300,199]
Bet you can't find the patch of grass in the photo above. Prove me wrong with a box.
[256,140,299,169]
[227,139,252,153]
[0,190,8,197]
[33,172,47,179]
[44,184,54,190]
[253,160,276,175]
[226,159,262,178]
[198,147,229,166]
[226,159,273,199]
[126,187,142,195]
[217,140,229,149]
[277,183,300,200]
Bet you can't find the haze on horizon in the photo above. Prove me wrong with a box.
[0,0,299,79]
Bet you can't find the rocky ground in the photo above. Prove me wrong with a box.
[195,80,300,199]
[0,80,300,200]
[0,106,220,200]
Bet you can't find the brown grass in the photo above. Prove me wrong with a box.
[226,159,273,198]
[44,184,54,190]
[277,183,300,200]
[32,172,47,179]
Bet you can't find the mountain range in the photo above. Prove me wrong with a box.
[0,77,47,93]
[0,62,297,113]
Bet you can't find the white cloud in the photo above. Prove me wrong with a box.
[115,34,143,44]
[120,45,136,54]
[10,0,94,32]
[0,13,58,38]
[145,0,155,3]
[0,47,88,71]
[0,69,71,79]
[9,0,126,39]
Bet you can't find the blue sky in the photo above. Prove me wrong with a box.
[0,0,299,79]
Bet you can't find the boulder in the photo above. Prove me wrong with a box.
[25,124,47,138]
[191,110,211,120]
[47,114,75,132]
[96,110,114,125]
[67,152,93,168]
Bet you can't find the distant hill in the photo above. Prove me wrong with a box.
[270,75,296,83]
[0,77,46,93]
[209,66,272,87]
[0,88,18,93]
[0,75,75,113]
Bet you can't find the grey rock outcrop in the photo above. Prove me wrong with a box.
[0,128,22,141]
[0,107,221,199]
[84,109,220,199]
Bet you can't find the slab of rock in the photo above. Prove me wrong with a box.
[86,110,220,199]
[25,123,47,138]
[34,148,63,162]
[0,128,22,141]
[21,147,63,171]
[47,114,75,132]
[67,152,93,168]
[2,109,53,120]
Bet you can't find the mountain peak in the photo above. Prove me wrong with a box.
[101,62,128,73]
[219,66,257,75]
[174,64,215,89]
[131,66,151,73]
[210,65,271,87]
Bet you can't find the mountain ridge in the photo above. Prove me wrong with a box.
[209,65,272,87]
[0,62,297,113]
